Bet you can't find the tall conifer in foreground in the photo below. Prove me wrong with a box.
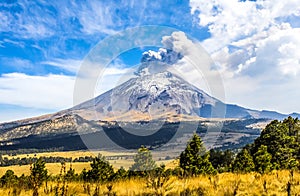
[179,133,215,176]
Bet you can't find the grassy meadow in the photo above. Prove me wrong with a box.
[0,151,299,195]
[0,169,299,195]
[0,150,175,176]
[0,148,299,195]
[0,162,91,176]
[0,118,299,195]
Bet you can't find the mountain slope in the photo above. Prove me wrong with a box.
[71,71,219,121]
[0,70,297,132]
[70,71,297,121]
[0,48,299,151]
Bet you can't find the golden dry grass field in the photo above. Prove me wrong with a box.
[0,170,298,195]
[1,150,133,159]
[0,160,175,176]
[0,162,91,176]
[0,151,299,195]
[0,150,175,176]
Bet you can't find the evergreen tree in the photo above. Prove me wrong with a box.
[252,117,300,170]
[223,149,235,170]
[283,116,299,137]
[232,148,255,173]
[113,166,128,180]
[129,146,156,176]
[30,158,48,196]
[253,145,272,174]
[179,133,215,176]
[80,168,88,182]
[275,147,298,169]
[65,164,76,181]
[0,170,18,187]
[209,149,234,172]
[87,154,114,183]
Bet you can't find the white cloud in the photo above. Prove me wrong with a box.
[190,0,300,51]
[0,73,75,110]
[0,65,135,121]
[190,0,300,113]
[190,0,300,75]
[0,11,10,31]
[42,59,83,73]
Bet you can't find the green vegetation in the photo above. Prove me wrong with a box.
[86,154,114,183]
[129,146,157,177]
[252,117,300,170]
[179,133,216,176]
[232,116,300,173]
[29,158,48,196]
[209,149,234,172]
[0,155,94,167]
[232,147,255,173]
[0,117,299,195]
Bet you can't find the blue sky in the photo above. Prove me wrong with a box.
[1,0,300,122]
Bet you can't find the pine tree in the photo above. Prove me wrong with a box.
[129,146,156,176]
[209,149,234,172]
[253,145,272,174]
[179,133,215,176]
[65,163,76,181]
[252,117,300,170]
[113,166,128,180]
[0,170,18,187]
[87,154,114,183]
[30,158,48,196]
[232,148,255,173]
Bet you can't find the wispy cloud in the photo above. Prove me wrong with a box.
[2,39,25,48]
[0,1,123,40]
[74,1,118,35]
[0,0,196,72]
[0,41,4,48]
[42,57,135,77]
[42,58,83,74]
[0,1,56,39]
[0,57,33,70]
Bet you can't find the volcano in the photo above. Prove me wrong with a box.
[0,48,298,151]
[68,48,296,121]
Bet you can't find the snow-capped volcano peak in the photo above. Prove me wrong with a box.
[71,71,221,121]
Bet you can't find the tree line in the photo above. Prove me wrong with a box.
[0,117,299,195]
[0,155,136,167]
[0,156,95,167]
